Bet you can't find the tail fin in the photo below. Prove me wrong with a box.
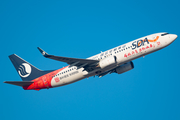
[9,54,53,81]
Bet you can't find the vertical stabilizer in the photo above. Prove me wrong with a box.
[9,54,53,81]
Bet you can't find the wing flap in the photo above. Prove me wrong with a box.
[4,81,34,86]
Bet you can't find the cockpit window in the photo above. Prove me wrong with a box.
[161,33,169,36]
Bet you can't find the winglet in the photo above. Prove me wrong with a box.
[37,47,49,57]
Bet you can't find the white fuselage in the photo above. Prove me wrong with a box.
[51,33,177,88]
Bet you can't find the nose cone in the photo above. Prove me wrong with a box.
[171,34,178,41]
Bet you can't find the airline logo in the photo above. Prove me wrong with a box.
[18,63,32,78]
[132,36,159,50]
[124,36,161,58]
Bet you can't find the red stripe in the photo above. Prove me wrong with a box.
[23,66,68,90]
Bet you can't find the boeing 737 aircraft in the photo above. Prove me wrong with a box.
[4,32,177,90]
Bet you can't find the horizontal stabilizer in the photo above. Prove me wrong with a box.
[4,81,34,86]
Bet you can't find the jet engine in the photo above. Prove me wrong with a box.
[98,56,117,69]
[115,61,134,74]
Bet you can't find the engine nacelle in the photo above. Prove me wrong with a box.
[98,56,117,69]
[115,61,134,74]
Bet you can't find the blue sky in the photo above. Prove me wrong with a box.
[1,0,180,120]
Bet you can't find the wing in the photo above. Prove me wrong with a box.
[37,47,99,71]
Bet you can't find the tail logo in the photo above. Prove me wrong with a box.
[18,63,32,78]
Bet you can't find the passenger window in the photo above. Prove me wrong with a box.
[100,53,104,56]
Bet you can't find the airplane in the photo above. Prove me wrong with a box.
[4,32,177,90]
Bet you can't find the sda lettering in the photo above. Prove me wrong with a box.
[132,38,149,50]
